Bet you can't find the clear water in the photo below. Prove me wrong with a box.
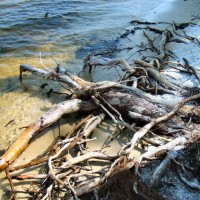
[0,0,166,153]
[0,2,166,196]
[1,1,200,199]
[0,0,166,148]
[0,0,164,62]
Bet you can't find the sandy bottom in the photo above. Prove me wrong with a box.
[0,117,142,199]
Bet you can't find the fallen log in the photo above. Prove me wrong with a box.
[1,63,199,172]
[2,19,200,199]
[0,99,96,170]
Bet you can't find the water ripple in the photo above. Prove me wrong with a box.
[0,0,163,59]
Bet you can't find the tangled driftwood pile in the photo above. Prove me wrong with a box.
[1,19,200,199]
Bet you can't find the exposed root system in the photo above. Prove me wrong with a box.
[1,19,200,199]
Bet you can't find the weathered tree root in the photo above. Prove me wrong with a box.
[1,59,200,199]
[1,63,199,199]
[0,99,96,170]
[119,92,200,156]
[2,19,200,199]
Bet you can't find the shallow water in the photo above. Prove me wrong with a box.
[0,0,164,63]
[2,0,200,198]
[0,0,166,198]
[0,0,165,151]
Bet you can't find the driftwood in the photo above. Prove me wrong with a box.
[1,19,200,199]
[0,99,96,170]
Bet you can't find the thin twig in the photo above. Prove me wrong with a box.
[5,165,16,200]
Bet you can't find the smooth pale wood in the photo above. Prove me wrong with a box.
[0,99,96,171]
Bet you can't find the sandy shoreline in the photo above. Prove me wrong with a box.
[1,0,200,199]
